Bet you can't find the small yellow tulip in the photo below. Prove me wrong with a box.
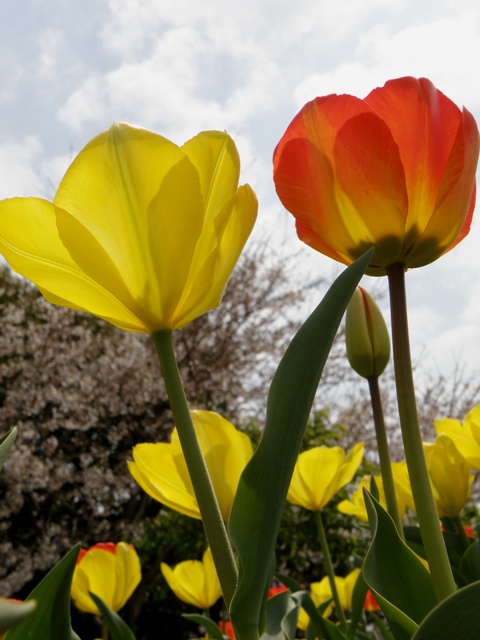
[337,466,409,522]
[71,542,141,615]
[287,443,364,511]
[161,547,222,609]
[128,410,253,521]
[423,435,473,518]
[297,570,361,630]
[345,287,391,378]
[435,403,480,470]
[0,124,257,334]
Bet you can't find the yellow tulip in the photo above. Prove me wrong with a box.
[71,542,141,615]
[128,410,253,521]
[0,124,257,334]
[337,466,409,522]
[287,443,364,511]
[423,435,473,518]
[435,404,480,470]
[297,569,361,630]
[161,547,222,609]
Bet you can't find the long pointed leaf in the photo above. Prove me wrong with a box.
[412,581,480,640]
[90,593,136,640]
[183,614,229,640]
[229,250,373,640]
[363,492,436,640]
[6,544,80,640]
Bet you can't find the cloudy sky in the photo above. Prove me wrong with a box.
[1,0,479,401]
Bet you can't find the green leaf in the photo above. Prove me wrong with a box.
[460,539,480,584]
[89,593,136,640]
[348,570,368,639]
[229,250,373,640]
[0,427,17,472]
[6,544,80,640]
[363,492,437,640]
[0,600,36,634]
[259,590,299,640]
[274,573,347,640]
[183,614,229,640]
[412,581,480,640]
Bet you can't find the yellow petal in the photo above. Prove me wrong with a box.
[128,444,201,519]
[0,197,145,331]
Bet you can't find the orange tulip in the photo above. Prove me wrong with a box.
[273,77,479,276]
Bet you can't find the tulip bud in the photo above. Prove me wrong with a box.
[345,287,390,378]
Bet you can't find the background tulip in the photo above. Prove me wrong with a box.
[0,124,257,333]
[128,410,253,521]
[337,469,409,522]
[273,77,479,276]
[423,435,473,518]
[160,547,222,609]
[435,403,480,470]
[297,570,360,629]
[287,443,364,511]
[71,542,141,615]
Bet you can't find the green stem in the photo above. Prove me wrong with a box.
[315,510,348,633]
[367,376,404,539]
[387,264,456,602]
[102,620,108,640]
[152,329,238,607]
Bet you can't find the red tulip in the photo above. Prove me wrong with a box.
[219,620,235,639]
[363,589,381,612]
[274,77,479,276]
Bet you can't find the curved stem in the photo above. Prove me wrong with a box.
[387,264,456,602]
[152,329,238,607]
[315,510,348,633]
[367,376,404,538]
[102,621,108,640]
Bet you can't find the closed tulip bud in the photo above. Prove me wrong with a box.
[345,287,391,378]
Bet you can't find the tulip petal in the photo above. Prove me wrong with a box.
[0,197,146,331]
[128,444,201,519]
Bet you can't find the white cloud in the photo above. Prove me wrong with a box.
[292,8,480,116]
[0,137,43,198]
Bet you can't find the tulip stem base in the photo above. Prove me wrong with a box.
[152,329,238,607]
[367,376,404,538]
[387,264,456,602]
[315,510,348,633]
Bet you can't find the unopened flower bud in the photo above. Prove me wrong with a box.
[345,287,390,378]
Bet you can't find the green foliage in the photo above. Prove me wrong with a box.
[363,493,436,640]
[90,594,136,640]
[411,581,480,640]
[5,545,80,640]
[229,250,372,639]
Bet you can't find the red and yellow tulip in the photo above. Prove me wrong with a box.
[71,542,141,615]
[274,77,479,275]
